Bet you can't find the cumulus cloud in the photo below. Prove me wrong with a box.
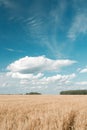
[0,72,20,88]
[41,73,76,84]
[7,72,43,79]
[7,56,76,74]
[20,73,76,90]
[0,72,76,94]
[0,55,77,93]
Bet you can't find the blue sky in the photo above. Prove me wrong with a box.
[0,0,87,94]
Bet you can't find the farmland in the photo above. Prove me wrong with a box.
[0,95,87,130]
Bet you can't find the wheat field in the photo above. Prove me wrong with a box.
[0,95,87,130]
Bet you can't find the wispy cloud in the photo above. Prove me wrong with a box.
[23,0,68,58]
[79,67,87,73]
[0,0,68,59]
[68,13,87,40]
[0,0,17,10]
[6,48,15,52]
[5,48,25,53]
[0,0,23,23]
[76,81,87,86]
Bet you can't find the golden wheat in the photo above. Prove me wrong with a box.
[0,95,87,130]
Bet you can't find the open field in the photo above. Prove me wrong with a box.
[0,95,87,130]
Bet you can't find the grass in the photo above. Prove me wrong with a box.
[0,95,87,130]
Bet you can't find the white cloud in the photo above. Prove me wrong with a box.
[41,73,76,84]
[21,73,76,89]
[76,81,87,86]
[80,67,87,73]
[0,72,20,88]
[7,72,43,79]
[68,13,87,40]
[7,56,76,74]
[0,72,76,93]
[0,54,77,93]
[0,56,77,93]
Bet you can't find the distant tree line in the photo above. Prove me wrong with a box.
[60,90,87,95]
[26,92,41,95]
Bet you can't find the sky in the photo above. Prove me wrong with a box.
[0,0,87,94]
